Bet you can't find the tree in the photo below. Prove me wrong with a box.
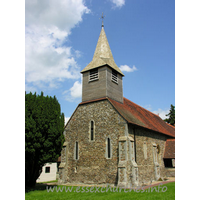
[164,104,175,126]
[25,92,65,187]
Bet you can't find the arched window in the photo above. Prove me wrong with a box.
[75,141,78,160]
[105,137,112,159]
[89,120,95,141]
[107,138,111,158]
[91,121,94,141]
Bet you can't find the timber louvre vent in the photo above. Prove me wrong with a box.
[111,70,118,84]
[89,69,98,81]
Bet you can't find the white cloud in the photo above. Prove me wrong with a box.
[152,108,169,120]
[143,104,152,111]
[70,81,82,99]
[143,104,169,120]
[110,0,125,8]
[63,81,82,102]
[25,0,90,34]
[25,0,90,90]
[65,117,70,125]
[119,65,137,72]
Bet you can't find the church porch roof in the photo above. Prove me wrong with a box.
[163,139,175,159]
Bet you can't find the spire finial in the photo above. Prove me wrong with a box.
[100,12,105,27]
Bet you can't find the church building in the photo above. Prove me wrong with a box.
[58,23,175,187]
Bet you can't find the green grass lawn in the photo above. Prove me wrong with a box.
[25,182,175,200]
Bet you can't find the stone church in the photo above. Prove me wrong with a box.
[58,24,175,187]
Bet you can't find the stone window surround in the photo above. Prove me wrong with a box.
[152,143,160,180]
[105,136,112,159]
[74,141,79,160]
[152,143,161,164]
[128,137,135,162]
[152,143,158,163]
[143,141,147,160]
[89,120,95,142]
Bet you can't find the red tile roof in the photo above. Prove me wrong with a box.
[79,97,108,105]
[80,97,175,137]
[109,97,175,137]
[163,139,175,158]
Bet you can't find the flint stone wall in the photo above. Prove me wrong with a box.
[59,100,174,186]
[59,99,126,185]
[129,125,170,184]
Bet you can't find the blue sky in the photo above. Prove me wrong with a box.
[2,1,200,197]
[25,0,175,123]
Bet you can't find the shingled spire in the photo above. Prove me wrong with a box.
[81,26,124,76]
[81,23,124,103]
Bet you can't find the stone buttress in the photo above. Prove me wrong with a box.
[117,124,139,187]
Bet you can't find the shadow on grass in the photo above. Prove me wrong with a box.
[25,183,58,193]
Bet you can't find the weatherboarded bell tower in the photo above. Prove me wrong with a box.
[58,19,175,187]
[81,24,124,103]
